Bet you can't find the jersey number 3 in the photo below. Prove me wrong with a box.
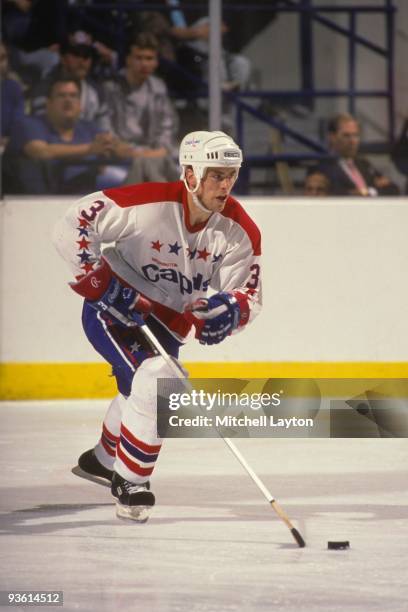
[81,200,105,222]
[246,264,260,289]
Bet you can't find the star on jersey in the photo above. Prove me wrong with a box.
[77,227,89,237]
[81,262,95,273]
[212,253,223,263]
[77,250,92,263]
[187,247,197,260]
[151,240,163,252]
[168,241,182,255]
[197,247,211,261]
[77,237,90,250]
[77,217,90,228]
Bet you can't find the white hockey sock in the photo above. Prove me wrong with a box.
[114,356,175,484]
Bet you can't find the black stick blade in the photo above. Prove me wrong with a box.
[291,527,306,548]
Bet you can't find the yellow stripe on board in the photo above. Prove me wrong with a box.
[1,362,408,400]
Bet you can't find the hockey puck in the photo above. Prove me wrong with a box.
[328,541,350,550]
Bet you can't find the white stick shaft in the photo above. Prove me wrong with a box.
[221,437,275,503]
[140,323,186,376]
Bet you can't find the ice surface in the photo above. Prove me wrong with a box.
[0,401,407,611]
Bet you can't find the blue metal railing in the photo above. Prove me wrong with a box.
[230,0,397,190]
[65,1,397,189]
[276,0,396,141]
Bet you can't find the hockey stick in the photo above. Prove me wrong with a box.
[221,437,305,547]
[106,304,306,548]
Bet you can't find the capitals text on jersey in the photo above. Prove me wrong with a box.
[141,264,211,295]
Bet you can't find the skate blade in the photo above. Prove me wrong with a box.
[115,502,152,523]
[71,465,111,488]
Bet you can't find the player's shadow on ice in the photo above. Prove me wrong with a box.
[0,502,118,536]
[1,501,408,540]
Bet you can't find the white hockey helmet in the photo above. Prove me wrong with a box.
[179,130,243,193]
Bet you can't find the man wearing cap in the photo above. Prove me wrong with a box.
[29,31,108,128]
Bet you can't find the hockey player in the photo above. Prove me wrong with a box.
[53,130,262,522]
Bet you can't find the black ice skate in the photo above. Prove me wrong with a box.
[111,472,155,523]
[71,449,113,488]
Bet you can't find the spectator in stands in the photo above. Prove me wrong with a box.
[303,170,331,196]
[316,113,400,196]
[101,33,179,184]
[134,4,251,92]
[64,29,119,81]
[13,77,126,194]
[0,41,25,152]
[1,41,26,193]
[2,0,60,83]
[177,16,251,92]
[29,31,108,127]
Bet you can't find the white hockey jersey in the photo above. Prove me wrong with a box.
[54,180,262,340]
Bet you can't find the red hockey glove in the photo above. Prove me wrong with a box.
[70,259,152,326]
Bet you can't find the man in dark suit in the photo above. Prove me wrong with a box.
[316,113,399,196]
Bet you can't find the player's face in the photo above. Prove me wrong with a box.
[197,168,239,212]
[47,82,81,124]
[126,47,158,82]
[330,120,360,158]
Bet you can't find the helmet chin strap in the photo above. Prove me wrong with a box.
[192,192,212,214]
[182,167,213,215]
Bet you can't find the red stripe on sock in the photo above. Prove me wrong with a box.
[101,436,116,457]
[103,423,119,444]
[117,444,154,477]
[120,424,161,454]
